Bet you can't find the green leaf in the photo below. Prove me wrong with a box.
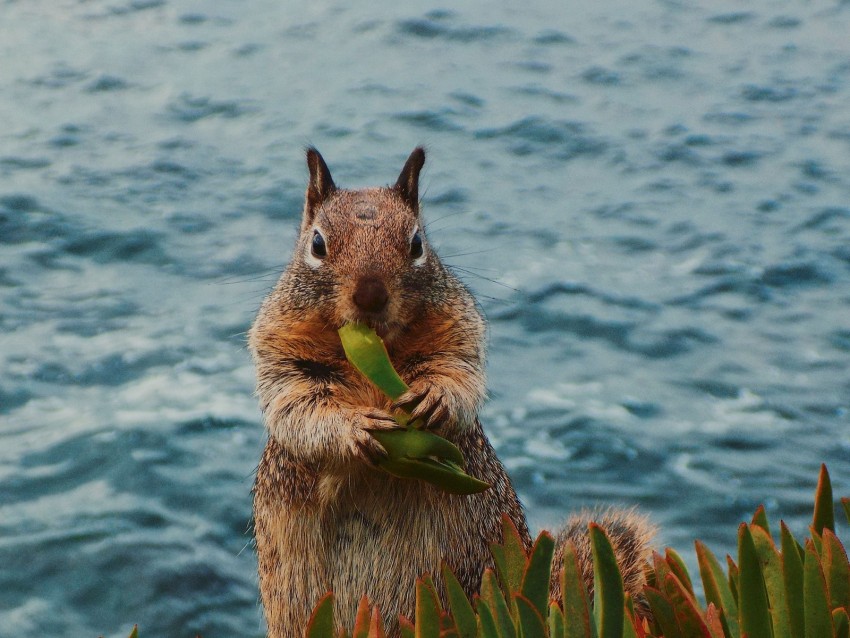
[737,524,772,638]
[833,608,850,638]
[644,586,681,638]
[477,600,500,638]
[548,602,565,638]
[803,539,832,638]
[376,452,491,495]
[514,593,547,638]
[400,617,416,638]
[561,542,596,638]
[442,564,477,638]
[590,523,624,638]
[652,551,673,590]
[481,569,516,638]
[750,525,790,638]
[704,604,728,638]
[371,429,465,466]
[751,504,772,539]
[338,323,409,399]
[813,464,835,536]
[128,626,139,638]
[416,578,442,638]
[440,612,456,633]
[307,592,336,638]
[665,548,696,599]
[779,522,804,638]
[491,514,529,597]
[842,498,850,527]
[621,605,639,638]
[822,528,850,612]
[696,540,740,638]
[726,555,739,607]
[662,573,711,638]
[353,596,371,638]
[521,531,556,620]
[339,323,490,494]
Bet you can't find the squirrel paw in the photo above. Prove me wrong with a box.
[392,380,450,431]
[350,407,401,465]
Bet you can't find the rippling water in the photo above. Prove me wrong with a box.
[2,1,850,636]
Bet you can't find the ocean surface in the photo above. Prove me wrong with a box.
[2,1,850,636]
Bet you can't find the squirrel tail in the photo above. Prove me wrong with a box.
[548,507,656,618]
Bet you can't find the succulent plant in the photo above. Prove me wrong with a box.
[299,464,849,638]
[118,466,847,638]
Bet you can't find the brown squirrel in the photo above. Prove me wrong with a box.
[248,148,654,638]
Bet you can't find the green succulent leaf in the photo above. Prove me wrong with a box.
[476,600,500,638]
[416,578,442,638]
[621,605,639,638]
[751,505,772,539]
[665,548,695,599]
[803,539,833,638]
[750,525,790,638]
[779,522,804,638]
[737,524,772,638]
[441,564,477,638]
[307,592,336,638]
[338,322,409,400]
[371,429,465,466]
[833,608,850,638]
[491,514,529,596]
[695,542,739,637]
[561,542,597,638]
[128,626,139,638]
[842,498,850,526]
[589,523,624,638]
[695,540,740,638]
[400,617,416,638]
[480,569,516,638]
[338,323,490,494]
[726,555,740,607]
[822,528,850,612]
[521,531,556,620]
[645,586,681,638]
[813,464,835,536]
[374,452,490,495]
[704,604,729,638]
[514,593,547,638]
[548,602,565,638]
[662,573,711,638]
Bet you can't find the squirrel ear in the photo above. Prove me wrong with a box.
[393,147,425,214]
[304,147,336,226]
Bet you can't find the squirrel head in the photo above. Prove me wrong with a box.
[286,147,440,342]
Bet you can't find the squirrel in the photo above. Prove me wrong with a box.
[248,148,654,638]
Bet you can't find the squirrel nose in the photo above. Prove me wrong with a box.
[353,276,389,314]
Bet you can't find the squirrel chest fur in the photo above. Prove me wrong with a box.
[249,148,530,638]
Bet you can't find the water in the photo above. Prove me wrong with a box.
[2,1,850,635]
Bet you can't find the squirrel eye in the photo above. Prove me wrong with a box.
[410,230,423,259]
[311,230,327,258]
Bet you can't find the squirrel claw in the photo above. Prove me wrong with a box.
[350,407,396,465]
[360,408,403,431]
[351,428,389,465]
[394,383,450,431]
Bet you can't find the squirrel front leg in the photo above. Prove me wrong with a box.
[259,364,401,468]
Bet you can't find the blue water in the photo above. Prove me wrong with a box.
[2,1,850,636]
